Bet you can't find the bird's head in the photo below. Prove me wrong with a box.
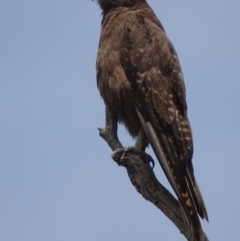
[94,0,146,11]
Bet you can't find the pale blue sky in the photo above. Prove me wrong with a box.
[1,1,240,241]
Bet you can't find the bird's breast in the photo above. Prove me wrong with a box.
[97,59,141,137]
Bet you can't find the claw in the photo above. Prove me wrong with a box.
[149,157,155,169]
[111,147,126,163]
[112,147,155,169]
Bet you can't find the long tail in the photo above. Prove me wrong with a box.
[186,168,209,222]
[136,107,208,240]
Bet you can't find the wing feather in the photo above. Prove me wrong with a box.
[120,10,208,240]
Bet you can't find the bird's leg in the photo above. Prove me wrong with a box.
[98,108,154,168]
[134,129,154,168]
[134,128,148,152]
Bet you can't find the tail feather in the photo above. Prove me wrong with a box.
[135,107,207,241]
[189,175,209,221]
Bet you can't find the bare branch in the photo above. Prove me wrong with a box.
[98,108,209,241]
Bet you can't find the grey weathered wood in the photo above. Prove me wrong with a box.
[98,108,209,241]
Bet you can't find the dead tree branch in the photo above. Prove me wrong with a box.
[98,108,209,241]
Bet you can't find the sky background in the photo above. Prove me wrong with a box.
[1,1,240,241]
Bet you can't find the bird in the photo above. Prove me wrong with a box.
[95,0,208,240]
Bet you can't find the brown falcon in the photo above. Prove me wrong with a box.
[95,0,208,240]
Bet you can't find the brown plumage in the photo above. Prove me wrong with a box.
[95,0,208,240]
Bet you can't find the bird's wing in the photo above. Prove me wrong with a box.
[119,10,208,240]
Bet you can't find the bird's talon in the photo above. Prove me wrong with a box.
[111,148,126,161]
